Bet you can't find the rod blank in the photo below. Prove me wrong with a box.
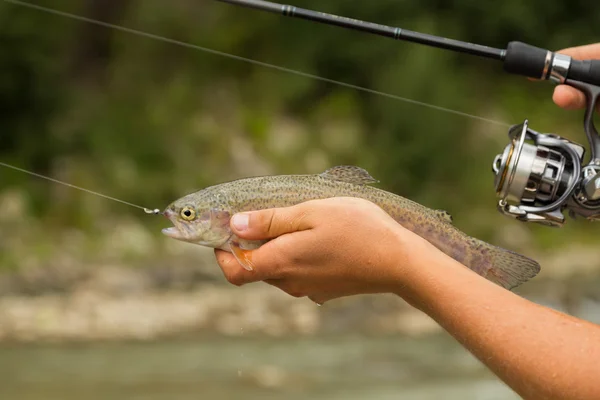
[215,0,506,60]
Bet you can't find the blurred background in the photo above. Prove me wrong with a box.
[0,0,599,398]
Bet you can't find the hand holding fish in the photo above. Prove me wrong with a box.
[214,197,429,304]
[164,165,539,294]
[214,197,600,400]
[164,164,600,399]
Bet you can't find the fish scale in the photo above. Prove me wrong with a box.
[162,165,540,290]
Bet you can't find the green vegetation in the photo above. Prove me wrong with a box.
[1,0,599,272]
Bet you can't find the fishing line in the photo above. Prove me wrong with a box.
[2,0,510,127]
[0,0,509,214]
[0,161,161,214]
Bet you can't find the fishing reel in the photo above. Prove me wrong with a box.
[492,79,600,227]
[214,1,600,228]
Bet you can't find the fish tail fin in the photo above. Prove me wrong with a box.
[470,239,541,290]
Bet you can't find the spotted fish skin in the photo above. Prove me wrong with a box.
[162,165,540,290]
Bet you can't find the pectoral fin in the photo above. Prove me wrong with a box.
[229,241,255,271]
[227,237,267,271]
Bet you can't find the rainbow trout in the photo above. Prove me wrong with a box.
[162,165,540,289]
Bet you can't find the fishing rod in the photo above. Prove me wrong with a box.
[216,0,600,227]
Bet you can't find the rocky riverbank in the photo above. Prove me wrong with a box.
[0,262,441,342]
[1,241,600,343]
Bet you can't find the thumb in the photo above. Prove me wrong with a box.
[230,203,314,240]
[556,43,600,60]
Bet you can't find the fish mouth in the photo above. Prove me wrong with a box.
[161,209,205,243]
[161,208,187,240]
[162,226,185,239]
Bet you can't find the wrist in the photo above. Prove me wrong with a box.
[385,228,435,289]
[386,228,458,309]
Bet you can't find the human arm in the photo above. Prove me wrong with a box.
[397,237,600,400]
[214,197,600,400]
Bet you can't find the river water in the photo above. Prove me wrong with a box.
[0,333,520,400]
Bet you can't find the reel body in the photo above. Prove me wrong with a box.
[492,80,600,227]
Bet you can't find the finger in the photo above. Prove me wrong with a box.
[557,43,600,60]
[241,229,318,274]
[264,278,307,298]
[553,85,587,110]
[308,295,325,306]
[214,249,270,286]
[230,202,316,240]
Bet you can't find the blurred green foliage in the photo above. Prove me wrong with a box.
[0,0,599,269]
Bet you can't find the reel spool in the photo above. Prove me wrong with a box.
[492,121,583,226]
[492,81,600,226]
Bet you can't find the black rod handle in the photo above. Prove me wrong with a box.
[503,41,600,86]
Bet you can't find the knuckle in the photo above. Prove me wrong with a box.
[264,210,277,236]
[223,269,244,286]
[258,205,314,237]
[289,208,310,230]
[253,209,277,236]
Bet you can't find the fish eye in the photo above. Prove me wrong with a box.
[180,206,196,221]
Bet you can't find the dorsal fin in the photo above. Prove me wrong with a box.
[319,165,379,185]
[434,209,453,224]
